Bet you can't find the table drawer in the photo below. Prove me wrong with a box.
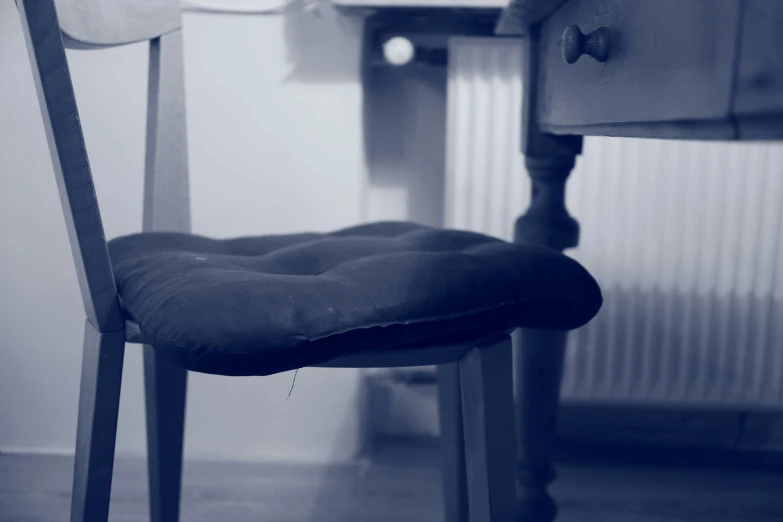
[537,0,742,129]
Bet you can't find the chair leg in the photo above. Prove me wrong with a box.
[144,345,188,522]
[437,363,469,522]
[70,321,126,522]
[459,336,516,522]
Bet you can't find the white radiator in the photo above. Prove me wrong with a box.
[446,37,783,409]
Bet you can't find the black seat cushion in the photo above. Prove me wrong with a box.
[108,221,601,376]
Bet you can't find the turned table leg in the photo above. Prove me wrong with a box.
[513,19,584,520]
[513,155,580,522]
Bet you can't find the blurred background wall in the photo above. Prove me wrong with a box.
[4,2,783,464]
[1,2,367,463]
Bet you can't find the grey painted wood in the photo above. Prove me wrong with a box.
[540,119,738,140]
[737,115,783,140]
[54,0,181,49]
[518,24,581,250]
[496,0,568,36]
[516,155,580,250]
[514,329,567,522]
[19,3,189,520]
[16,0,124,334]
[70,321,126,522]
[537,0,741,127]
[141,29,191,522]
[459,337,516,522]
[144,346,188,522]
[519,26,582,160]
[539,115,783,142]
[518,0,783,141]
[144,30,191,235]
[514,20,581,522]
[437,363,468,522]
[510,2,783,519]
[734,0,783,117]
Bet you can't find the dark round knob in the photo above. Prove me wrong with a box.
[561,25,610,64]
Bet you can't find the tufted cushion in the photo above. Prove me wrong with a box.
[108,221,601,376]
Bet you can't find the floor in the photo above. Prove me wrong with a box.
[3,440,783,522]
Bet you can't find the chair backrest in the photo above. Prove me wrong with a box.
[16,0,191,333]
[54,0,181,48]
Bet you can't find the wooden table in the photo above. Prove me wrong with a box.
[497,1,783,521]
[336,0,783,520]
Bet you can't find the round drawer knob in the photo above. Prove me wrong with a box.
[561,25,610,64]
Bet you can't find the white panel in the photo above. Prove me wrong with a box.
[447,37,783,410]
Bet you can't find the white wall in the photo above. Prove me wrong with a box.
[0,3,373,463]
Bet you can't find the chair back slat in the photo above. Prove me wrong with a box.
[17,0,125,332]
[144,30,191,233]
[55,0,181,49]
[18,0,190,331]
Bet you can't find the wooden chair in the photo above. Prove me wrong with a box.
[15,1,602,521]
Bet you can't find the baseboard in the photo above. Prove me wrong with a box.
[366,373,783,452]
[8,378,782,463]
[0,447,369,466]
[0,447,74,457]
